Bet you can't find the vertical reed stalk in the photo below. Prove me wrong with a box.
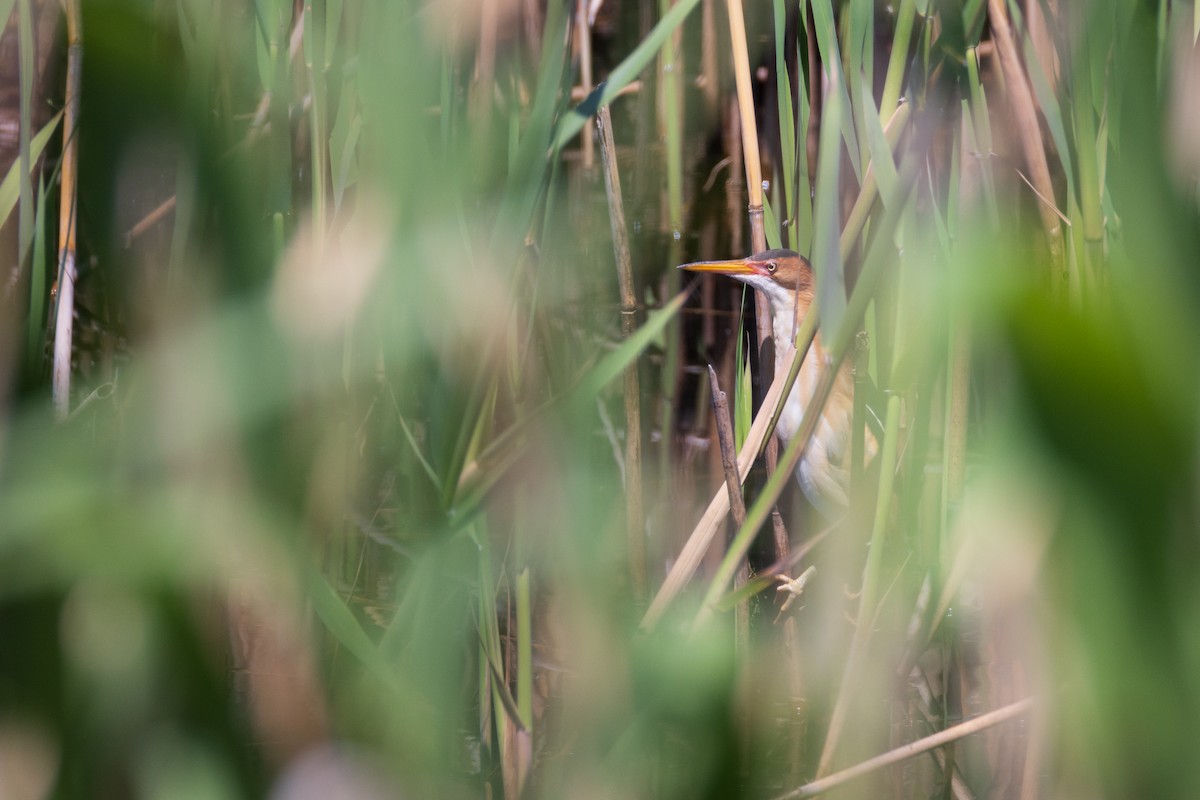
[52,0,82,420]
[598,105,646,601]
[658,0,685,536]
[724,0,766,255]
[725,0,791,556]
[987,0,1066,288]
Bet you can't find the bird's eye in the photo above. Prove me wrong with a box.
[766,262,777,273]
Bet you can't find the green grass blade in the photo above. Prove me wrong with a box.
[26,173,47,368]
[811,58,845,335]
[773,0,796,234]
[880,0,916,118]
[552,0,703,151]
[858,73,899,204]
[810,0,862,180]
[762,192,783,250]
[0,111,62,229]
[572,289,688,403]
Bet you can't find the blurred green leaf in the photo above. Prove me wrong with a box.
[0,111,61,229]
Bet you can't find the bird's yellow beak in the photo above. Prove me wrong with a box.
[677,258,762,276]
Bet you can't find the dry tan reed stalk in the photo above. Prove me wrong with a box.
[774,697,1037,799]
[52,0,82,420]
[597,105,646,601]
[707,366,747,529]
[987,0,1065,288]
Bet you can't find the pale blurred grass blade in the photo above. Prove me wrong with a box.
[17,0,34,263]
[329,76,361,212]
[495,0,569,243]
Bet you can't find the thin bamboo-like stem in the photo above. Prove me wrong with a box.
[724,0,765,250]
[723,2,781,550]
[658,0,685,548]
[987,0,1065,288]
[774,697,1037,799]
[722,0,770,351]
[52,0,82,421]
[597,106,646,601]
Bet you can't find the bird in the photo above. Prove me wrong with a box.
[679,248,876,515]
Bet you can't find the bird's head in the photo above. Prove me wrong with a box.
[677,249,814,313]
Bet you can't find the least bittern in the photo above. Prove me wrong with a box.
[680,249,876,514]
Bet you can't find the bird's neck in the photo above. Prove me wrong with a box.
[765,289,813,368]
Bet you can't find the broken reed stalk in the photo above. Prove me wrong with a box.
[987,0,1066,289]
[772,697,1037,799]
[707,366,747,529]
[597,105,646,601]
[706,365,749,644]
[52,0,82,421]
